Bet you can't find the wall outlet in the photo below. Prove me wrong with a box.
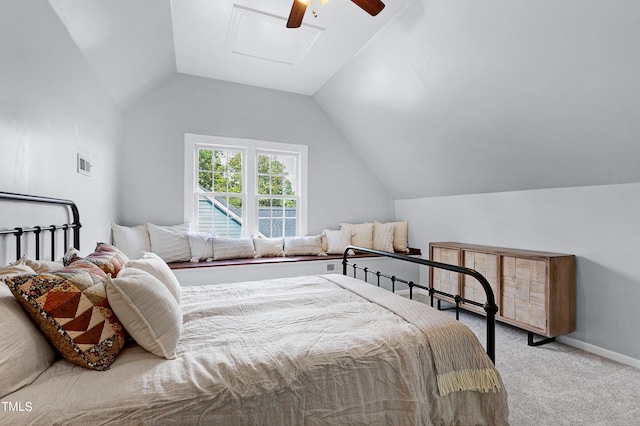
[326,263,336,272]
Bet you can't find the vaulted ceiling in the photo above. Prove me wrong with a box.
[48,0,409,105]
[47,0,640,199]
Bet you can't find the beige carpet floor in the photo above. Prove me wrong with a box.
[408,295,640,426]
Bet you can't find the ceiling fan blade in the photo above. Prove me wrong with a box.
[286,0,307,28]
[351,0,385,16]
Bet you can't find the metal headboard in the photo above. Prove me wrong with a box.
[0,191,81,261]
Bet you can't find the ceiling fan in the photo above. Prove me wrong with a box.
[286,0,385,28]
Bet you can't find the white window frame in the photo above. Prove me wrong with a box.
[184,133,308,237]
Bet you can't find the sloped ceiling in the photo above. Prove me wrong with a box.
[47,0,177,108]
[314,0,640,199]
[46,0,640,199]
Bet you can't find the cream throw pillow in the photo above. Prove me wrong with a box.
[124,251,181,304]
[389,220,410,252]
[253,238,285,258]
[213,237,256,260]
[187,230,217,262]
[147,223,191,263]
[323,229,354,255]
[339,222,374,249]
[0,282,56,398]
[111,223,151,260]
[373,222,395,253]
[106,268,182,359]
[284,236,326,256]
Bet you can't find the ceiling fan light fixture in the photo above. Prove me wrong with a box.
[351,0,385,16]
[286,0,308,28]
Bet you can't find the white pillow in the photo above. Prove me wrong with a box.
[111,223,151,260]
[284,236,326,256]
[123,251,181,304]
[253,238,285,258]
[213,238,256,260]
[23,258,64,273]
[0,282,57,398]
[323,229,355,255]
[0,257,36,277]
[320,234,328,253]
[187,230,217,262]
[106,268,182,359]
[339,222,374,249]
[373,221,395,253]
[147,223,191,263]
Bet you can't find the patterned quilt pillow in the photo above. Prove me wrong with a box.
[5,259,127,371]
[64,243,129,277]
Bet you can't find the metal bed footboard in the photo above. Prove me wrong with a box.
[342,245,498,363]
[0,191,81,261]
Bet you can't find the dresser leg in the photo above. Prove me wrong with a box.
[528,332,556,346]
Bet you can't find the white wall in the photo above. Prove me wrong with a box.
[396,182,640,361]
[120,73,394,233]
[0,0,122,256]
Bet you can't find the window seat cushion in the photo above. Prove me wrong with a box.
[168,248,421,270]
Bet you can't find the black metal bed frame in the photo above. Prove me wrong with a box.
[0,191,81,261]
[342,245,498,364]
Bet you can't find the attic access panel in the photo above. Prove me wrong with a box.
[226,5,324,66]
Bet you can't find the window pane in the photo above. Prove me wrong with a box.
[284,218,297,237]
[257,197,297,238]
[213,172,227,192]
[208,196,242,238]
[213,150,241,172]
[271,220,283,237]
[258,198,271,212]
[198,195,242,237]
[257,153,296,197]
[257,175,270,195]
[229,173,243,193]
[198,171,213,192]
[199,149,213,171]
[285,199,297,213]
[198,149,214,191]
[209,150,243,193]
[197,195,215,232]
[257,154,270,173]
[271,176,283,195]
[258,218,270,237]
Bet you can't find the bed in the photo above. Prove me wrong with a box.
[0,191,509,425]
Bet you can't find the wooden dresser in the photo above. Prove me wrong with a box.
[429,242,575,344]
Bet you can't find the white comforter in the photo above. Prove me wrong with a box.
[2,275,509,425]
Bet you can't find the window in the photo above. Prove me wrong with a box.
[184,134,308,238]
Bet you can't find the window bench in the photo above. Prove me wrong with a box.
[169,248,422,287]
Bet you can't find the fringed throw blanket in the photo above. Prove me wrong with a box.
[324,274,502,396]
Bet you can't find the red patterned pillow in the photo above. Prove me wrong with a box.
[5,260,126,370]
[64,243,129,277]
